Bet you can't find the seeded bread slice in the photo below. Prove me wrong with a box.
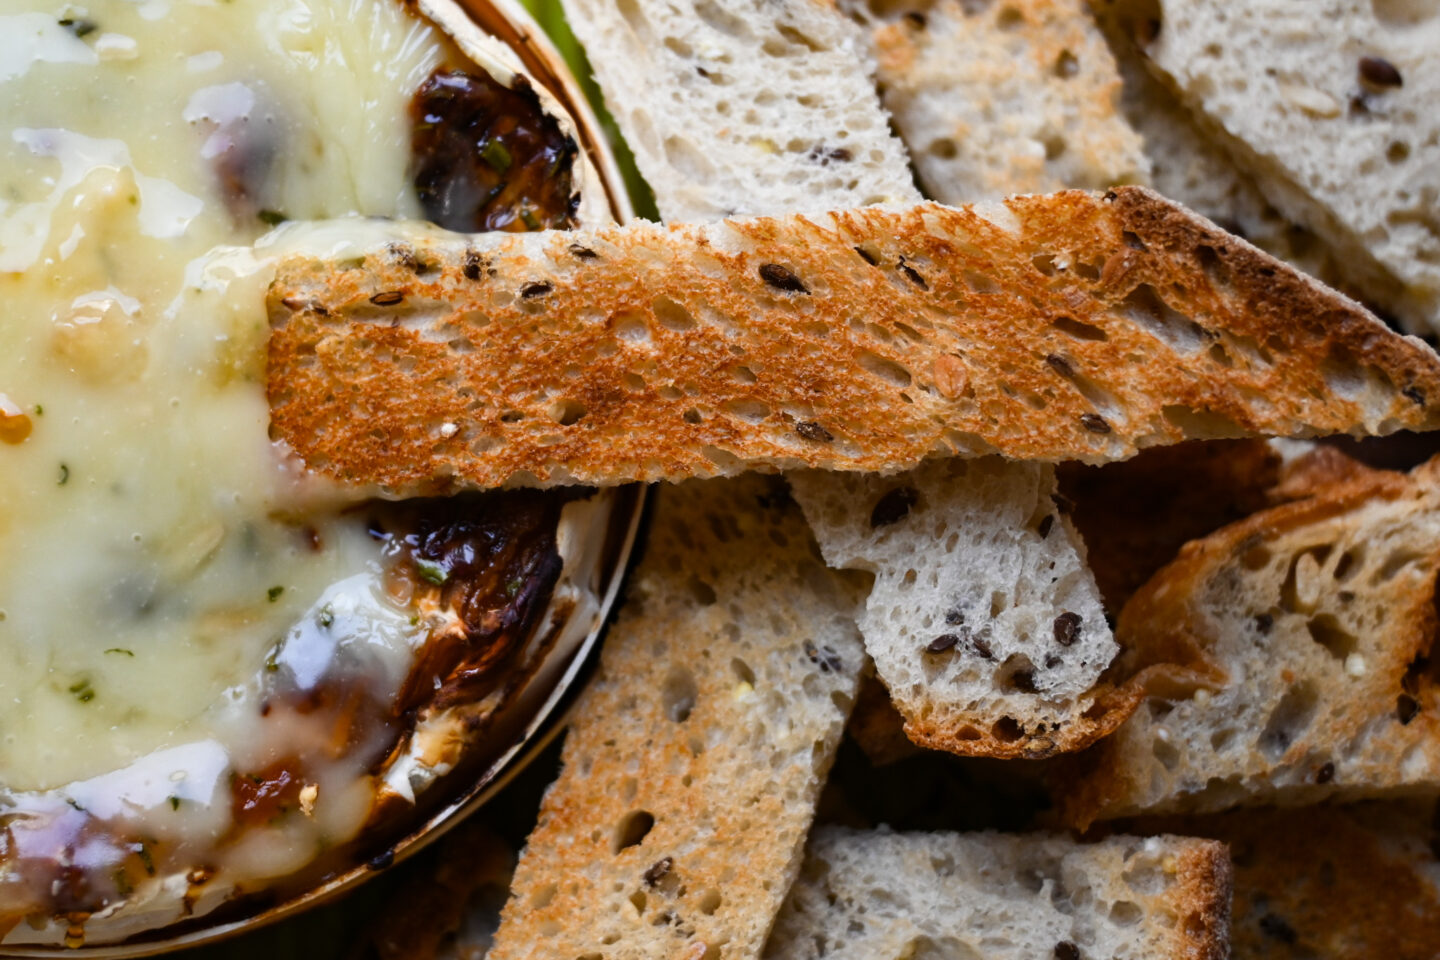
[1062,450,1440,828]
[485,476,867,960]
[764,826,1231,960]
[1113,0,1440,334]
[1132,801,1440,960]
[267,188,1440,493]
[1087,0,1346,292]
[790,458,1139,759]
[553,0,919,222]
[851,0,1149,202]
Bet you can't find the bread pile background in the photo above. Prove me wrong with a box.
[206,0,1440,957]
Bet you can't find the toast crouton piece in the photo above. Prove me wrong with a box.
[764,827,1231,960]
[853,0,1149,201]
[553,0,919,222]
[1061,452,1440,828]
[791,458,1135,759]
[1128,801,1440,960]
[267,188,1440,493]
[1111,0,1440,334]
[1088,0,1348,293]
[485,476,867,960]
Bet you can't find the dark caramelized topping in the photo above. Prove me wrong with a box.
[232,760,304,828]
[370,490,579,713]
[410,69,580,233]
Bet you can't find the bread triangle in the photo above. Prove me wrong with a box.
[1109,0,1440,334]
[849,0,1149,201]
[268,188,1440,493]
[1062,450,1440,828]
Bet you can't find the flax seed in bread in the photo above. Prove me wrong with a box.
[485,476,867,960]
[1062,451,1440,828]
[268,188,1440,493]
[764,826,1231,960]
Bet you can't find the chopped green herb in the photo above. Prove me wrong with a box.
[113,868,134,897]
[267,585,284,602]
[408,615,420,626]
[317,604,335,628]
[57,463,69,485]
[69,679,95,703]
[505,577,524,598]
[519,208,542,231]
[479,139,512,173]
[32,404,42,415]
[415,558,448,586]
[257,209,288,226]
[168,796,181,811]
[65,797,85,812]
[134,840,155,875]
[105,647,135,657]
[264,639,285,672]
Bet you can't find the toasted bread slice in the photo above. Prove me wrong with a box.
[485,476,867,960]
[764,826,1231,960]
[1110,0,1440,334]
[852,0,1149,201]
[268,187,1440,493]
[1128,800,1440,960]
[553,0,919,222]
[1061,451,1440,828]
[791,458,1134,759]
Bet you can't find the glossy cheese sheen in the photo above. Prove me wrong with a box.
[0,0,451,791]
[0,0,495,941]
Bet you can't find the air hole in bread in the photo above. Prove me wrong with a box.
[1123,284,1207,354]
[1109,900,1144,927]
[1333,547,1362,581]
[928,138,958,159]
[1207,343,1234,368]
[1043,135,1067,161]
[1376,549,1424,582]
[628,889,647,915]
[858,351,913,388]
[1241,543,1272,571]
[1371,0,1438,25]
[662,668,699,723]
[550,398,587,426]
[653,295,697,332]
[1152,736,1180,771]
[614,811,656,853]
[1307,614,1358,660]
[991,716,1024,741]
[721,398,770,423]
[612,311,651,343]
[1161,404,1247,439]
[1259,681,1320,760]
[996,5,1023,28]
[989,591,1008,616]
[1051,315,1108,342]
[530,882,558,909]
[1211,727,1235,751]
[697,889,723,915]
[1281,547,1331,612]
[962,269,1000,294]
[1031,253,1059,276]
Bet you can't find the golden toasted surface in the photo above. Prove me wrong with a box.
[1061,452,1440,828]
[1127,801,1440,960]
[486,476,867,960]
[267,188,1440,493]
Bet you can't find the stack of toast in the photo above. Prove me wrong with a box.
[302,0,1440,956]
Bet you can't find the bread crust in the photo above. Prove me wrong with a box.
[1061,453,1440,828]
[268,188,1440,493]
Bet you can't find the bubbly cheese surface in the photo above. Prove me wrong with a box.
[0,0,510,940]
[0,0,454,793]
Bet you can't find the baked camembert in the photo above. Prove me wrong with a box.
[0,0,614,945]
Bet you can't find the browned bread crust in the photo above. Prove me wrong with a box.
[1125,801,1440,960]
[486,476,867,960]
[1060,452,1440,828]
[267,187,1440,493]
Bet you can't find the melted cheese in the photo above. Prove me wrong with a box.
[0,0,489,942]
